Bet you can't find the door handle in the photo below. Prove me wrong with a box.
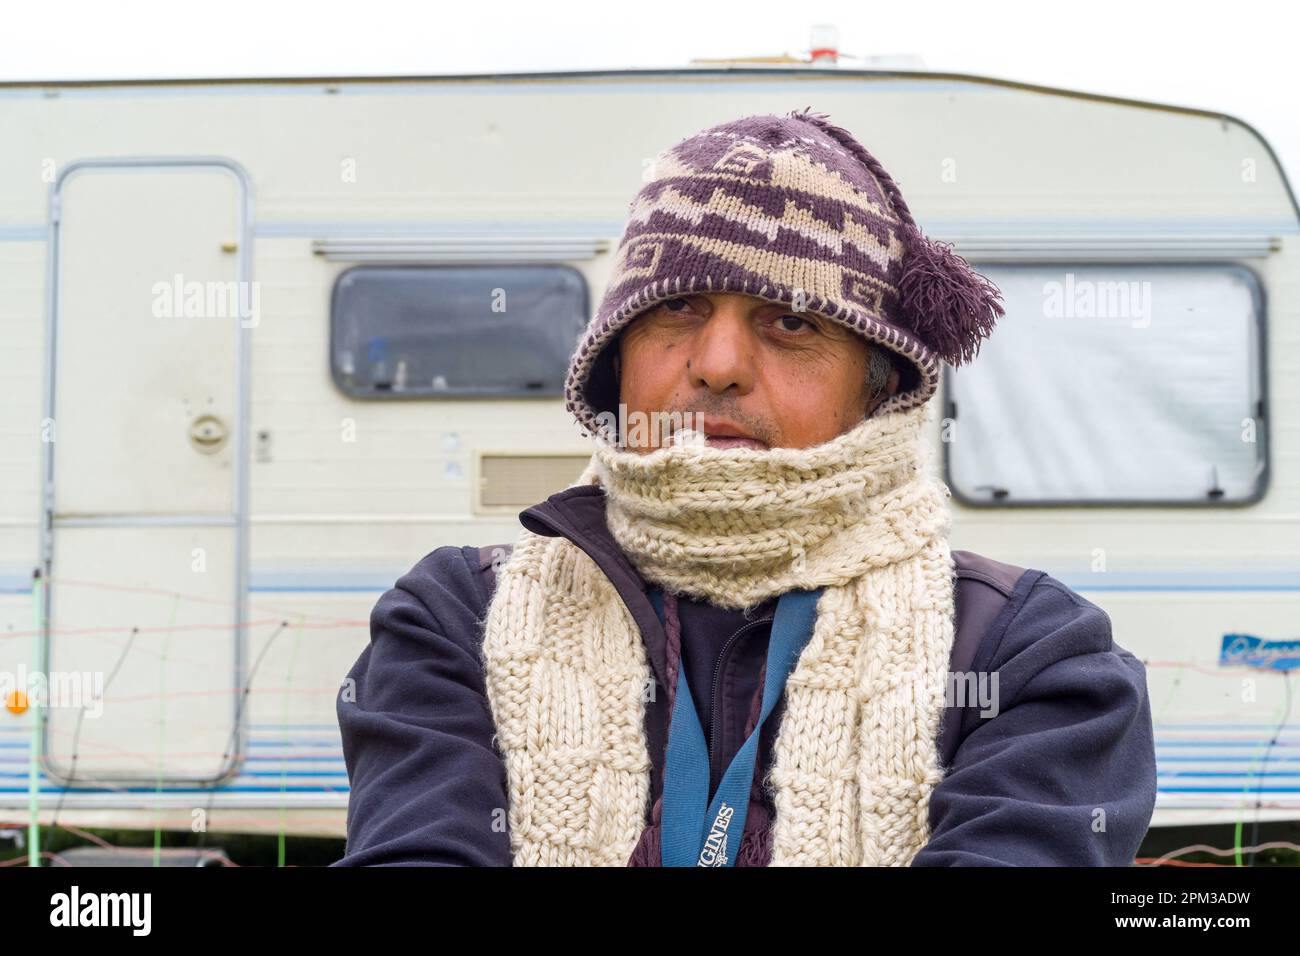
[188,414,229,454]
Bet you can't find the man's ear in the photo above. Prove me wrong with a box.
[865,365,901,417]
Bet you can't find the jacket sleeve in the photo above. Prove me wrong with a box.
[331,545,512,866]
[910,574,1157,867]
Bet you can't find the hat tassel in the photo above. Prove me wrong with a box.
[897,223,1005,366]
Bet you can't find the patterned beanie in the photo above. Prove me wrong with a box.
[564,106,1005,439]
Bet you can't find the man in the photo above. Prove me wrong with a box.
[333,108,1158,867]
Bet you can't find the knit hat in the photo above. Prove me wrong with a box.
[564,107,1005,440]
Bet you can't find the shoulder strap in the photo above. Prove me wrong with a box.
[940,549,1030,765]
[950,548,1028,672]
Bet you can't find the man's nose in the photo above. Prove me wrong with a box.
[686,306,756,396]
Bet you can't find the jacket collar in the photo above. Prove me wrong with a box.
[518,485,669,692]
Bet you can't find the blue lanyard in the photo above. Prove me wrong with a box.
[648,585,823,867]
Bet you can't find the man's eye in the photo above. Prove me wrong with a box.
[775,314,812,333]
[661,298,691,313]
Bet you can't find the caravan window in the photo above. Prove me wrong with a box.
[330,264,588,398]
[944,264,1266,505]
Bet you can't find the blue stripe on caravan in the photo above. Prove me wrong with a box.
[1053,569,1300,591]
[1157,771,1300,778]
[1160,743,1300,748]
[1157,756,1300,763]
[1158,787,1300,793]
[1,581,1287,594]
[0,739,344,747]
[245,722,1296,730]
[0,744,353,752]
[1157,741,1300,748]
[0,771,346,779]
[1156,723,1300,729]
[1,733,1295,748]
[0,743,345,751]
[6,582,1299,594]
[4,754,1293,766]
[231,771,348,778]
[249,586,387,593]
[0,225,44,241]
[1073,585,1300,592]
[0,787,1236,796]
[0,786,347,793]
[247,740,340,747]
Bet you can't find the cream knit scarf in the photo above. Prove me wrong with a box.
[480,403,956,866]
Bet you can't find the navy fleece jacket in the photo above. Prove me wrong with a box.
[333,545,1157,866]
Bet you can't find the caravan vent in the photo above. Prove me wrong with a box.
[478,453,591,510]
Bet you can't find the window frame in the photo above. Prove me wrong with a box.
[327,262,590,401]
[940,260,1271,509]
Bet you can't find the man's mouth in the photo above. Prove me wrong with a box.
[700,417,768,451]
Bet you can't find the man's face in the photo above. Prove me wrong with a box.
[614,292,900,452]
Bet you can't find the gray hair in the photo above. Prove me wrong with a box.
[867,346,894,401]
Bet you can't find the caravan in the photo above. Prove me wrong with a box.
[0,65,1296,840]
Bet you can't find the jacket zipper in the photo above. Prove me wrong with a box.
[706,616,774,797]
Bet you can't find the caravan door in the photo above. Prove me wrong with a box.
[41,159,251,785]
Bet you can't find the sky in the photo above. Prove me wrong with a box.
[2,0,1296,188]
